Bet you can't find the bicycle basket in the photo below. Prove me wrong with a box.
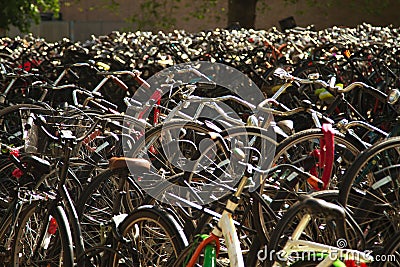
[25,113,93,157]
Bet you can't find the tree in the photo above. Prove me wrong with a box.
[122,0,398,31]
[228,0,258,29]
[228,0,397,29]
[0,0,60,34]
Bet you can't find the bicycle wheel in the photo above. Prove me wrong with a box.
[78,122,225,253]
[338,136,400,250]
[275,128,364,186]
[77,166,144,249]
[256,128,364,243]
[12,202,74,267]
[138,124,276,247]
[379,232,400,267]
[0,200,40,263]
[124,121,275,266]
[0,160,18,209]
[126,120,232,205]
[111,205,188,267]
[263,191,358,267]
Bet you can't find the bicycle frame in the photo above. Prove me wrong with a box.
[273,214,373,267]
[165,94,255,127]
[185,184,247,266]
[0,185,46,253]
[25,112,100,266]
[0,144,75,264]
[184,152,256,267]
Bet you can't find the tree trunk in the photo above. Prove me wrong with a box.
[228,0,258,29]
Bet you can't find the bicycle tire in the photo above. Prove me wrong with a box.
[125,120,231,204]
[76,166,144,248]
[378,232,400,267]
[263,190,348,267]
[338,136,400,249]
[0,160,18,209]
[0,200,40,263]
[138,124,276,254]
[11,202,74,267]
[111,205,188,267]
[77,120,227,255]
[255,128,364,244]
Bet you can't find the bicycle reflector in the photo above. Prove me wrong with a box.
[47,217,58,235]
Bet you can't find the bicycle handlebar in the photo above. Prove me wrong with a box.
[97,70,151,89]
[257,98,334,125]
[34,114,101,143]
[273,67,375,94]
[165,66,214,83]
[5,71,37,79]
[186,94,256,110]
[55,62,91,69]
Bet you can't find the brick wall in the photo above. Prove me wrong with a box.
[7,0,400,41]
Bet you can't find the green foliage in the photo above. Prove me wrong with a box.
[125,0,224,31]
[187,0,219,21]
[0,0,60,32]
[123,0,399,31]
[100,0,120,12]
[126,0,178,31]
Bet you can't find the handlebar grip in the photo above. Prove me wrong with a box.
[195,82,216,90]
[71,62,90,68]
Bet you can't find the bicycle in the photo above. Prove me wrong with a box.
[0,145,74,266]
[8,110,100,266]
[338,136,400,252]
[265,195,373,267]
[165,160,328,266]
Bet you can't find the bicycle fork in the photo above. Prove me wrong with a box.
[186,169,250,267]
